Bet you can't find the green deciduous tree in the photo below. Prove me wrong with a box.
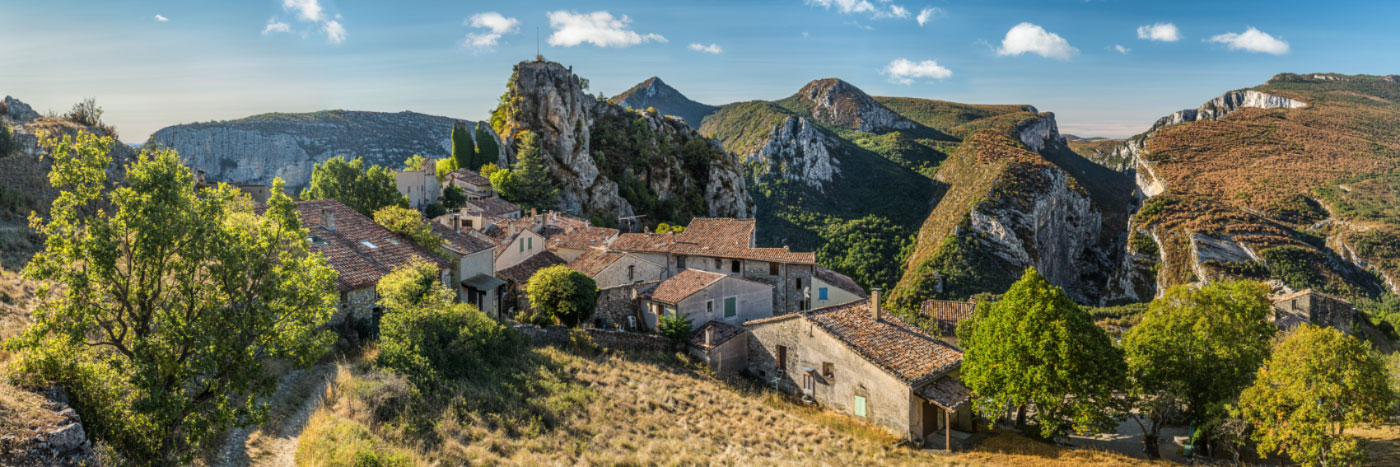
[372,205,442,256]
[402,154,427,172]
[494,131,558,213]
[9,132,338,464]
[658,313,693,345]
[817,216,911,293]
[1237,325,1396,466]
[524,265,597,327]
[375,261,518,388]
[442,185,467,211]
[957,267,1125,440]
[300,156,408,217]
[1122,280,1276,458]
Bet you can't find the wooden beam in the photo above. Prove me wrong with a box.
[945,409,952,452]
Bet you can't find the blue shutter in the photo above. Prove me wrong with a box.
[819,287,829,301]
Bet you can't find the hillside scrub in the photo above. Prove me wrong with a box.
[8,132,338,463]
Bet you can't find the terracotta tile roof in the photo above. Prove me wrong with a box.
[445,168,490,186]
[648,269,728,304]
[917,376,971,411]
[496,251,566,284]
[567,249,626,277]
[815,266,867,298]
[546,226,619,251]
[688,321,746,350]
[610,218,815,264]
[463,197,521,217]
[287,200,450,291]
[430,223,494,256]
[807,299,963,385]
[920,299,976,335]
[1273,288,1352,305]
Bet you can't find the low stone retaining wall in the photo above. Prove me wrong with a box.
[516,325,672,352]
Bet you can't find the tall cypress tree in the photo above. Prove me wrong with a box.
[473,126,499,170]
[450,123,473,172]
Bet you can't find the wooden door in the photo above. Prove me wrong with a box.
[777,345,788,374]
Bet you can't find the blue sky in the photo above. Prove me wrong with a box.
[4,0,1399,142]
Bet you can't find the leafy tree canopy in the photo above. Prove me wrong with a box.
[372,205,442,256]
[957,267,1125,440]
[817,215,912,293]
[524,265,597,327]
[1122,280,1276,458]
[300,156,408,217]
[442,185,467,211]
[658,313,693,344]
[402,154,427,172]
[1238,325,1395,466]
[9,132,338,463]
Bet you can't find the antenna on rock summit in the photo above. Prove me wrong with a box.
[535,27,543,62]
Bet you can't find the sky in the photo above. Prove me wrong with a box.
[3,0,1399,143]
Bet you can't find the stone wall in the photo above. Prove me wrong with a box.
[594,282,656,330]
[517,325,672,352]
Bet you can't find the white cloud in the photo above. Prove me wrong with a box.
[154,14,168,22]
[1208,27,1290,55]
[688,43,723,54]
[1136,22,1180,42]
[997,22,1078,60]
[323,20,346,44]
[262,18,292,35]
[883,58,952,84]
[465,12,520,49]
[807,0,911,20]
[547,11,666,48]
[916,7,943,26]
[1113,44,1130,54]
[283,0,323,22]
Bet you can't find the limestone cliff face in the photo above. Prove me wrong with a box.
[1014,113,1065,153]
[792,79,916,133]
[494,60,751,220]
[151,111,498,189]
[751,117,838,191]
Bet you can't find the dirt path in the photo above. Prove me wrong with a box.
[214,364,336,467]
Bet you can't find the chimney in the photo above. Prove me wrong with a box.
[705,326,713,347]
[321,207,336,232]
[452,214,461,232]
[871,287,882,321]
[422,157,434,172]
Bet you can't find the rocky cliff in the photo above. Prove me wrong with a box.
[612,77,718,130]
[150,111,500,189]
[784,79,917,133]
[491,60,751,223]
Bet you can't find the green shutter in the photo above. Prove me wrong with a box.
[519,239,524,252]
[724,297,736,317]
[854,395,867,418]
[528,237,533,249]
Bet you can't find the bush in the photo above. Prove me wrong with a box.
[0,122,14,156]
[525,265,598,327]
[424,202,446,219]
[658,313,693,344]
[378,303,520,388]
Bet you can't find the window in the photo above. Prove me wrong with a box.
[706,300,714,314]
[731,260,741,273]
[627,265,635,281]
[359,240,379,249]
[822,362,834,378]
[519,239,525,252]
[853,395,867,418]
[724,297,737,317]
[714,258,722,269]
[677,255,687,269]
[769,262,779,275]
[528,237,533,250]
[818,287,829,301]
[795,277,802,290]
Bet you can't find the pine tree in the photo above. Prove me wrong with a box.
[498,130,558,212]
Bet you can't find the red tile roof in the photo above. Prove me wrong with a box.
[815,266,867,298]
[497,251,566,285]
[611,218,815,264]
[688,321,747,350]
[546,226,619,251]
[806,299,962,385]
[567,249,626,277]
[920,299,976,335]
[430,223,495,256]
[289,200,450,291]
[464,197,521,217]
[648,269,728,304]
[445,168,490,186]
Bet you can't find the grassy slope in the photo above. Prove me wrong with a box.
[295,342,1171,466]
[1136,73,1400,297]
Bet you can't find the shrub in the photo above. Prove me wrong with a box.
[658,313,693,344]
[424,202,446,219]
[0,122,14,156]
[525,265,598,327]
[377,302,520,388]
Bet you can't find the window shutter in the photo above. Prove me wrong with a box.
[724,297,736,317]
[854,395,867,418]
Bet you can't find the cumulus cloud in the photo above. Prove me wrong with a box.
[807,0,910,20]
[547,11,666,48]
[997,22,1078,60]
[1113,44,1130,54]
[883,58,952,84]
[916,7,943,26]
[1136,22,1180,42]
[283,0,323,22]
[689,43,723,54]
[465,12,520,50]
[1208,27,1290,55]
[154,14,168,22]
[323,20,345,44]
[262,18,291,35]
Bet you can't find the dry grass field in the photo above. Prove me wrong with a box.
[290,342,1170,466]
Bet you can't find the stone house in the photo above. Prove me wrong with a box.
[494,228,547,271]
[688,321,749,376]
[395,158,440,210]
[567,249,666,289]
[288,200,451,326]
[546,226,620,261]
[920,299,977,338]
[463,196,521,219]
[1272,289,1356,334]
[639,269,774,330]
[496,250,567,316]
[442,168,493,199]
[432,221,504,318]
[812,266,867,309]
[611,218,818,315]
[743,290,972,446]
[234,184,274,204]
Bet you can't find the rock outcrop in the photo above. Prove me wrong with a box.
[0,385,95,466]
[612,77,718,130]
[494,60,752,221]
[751,117,838,191]
[791,79,916,133]
[1014,114,1065,153]
[151,111,499,189]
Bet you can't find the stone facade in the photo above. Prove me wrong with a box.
[496,230,547,271]
[517,325,672,352]
[642,274,773,329]
[395,159,440,210]
[1273,290,1356,334]
[337,287,380,326]
[593,282,658,330]
[811,273,863,309]
[589,254,666,289]
[689,331,748,377]
[669,255,815,315]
